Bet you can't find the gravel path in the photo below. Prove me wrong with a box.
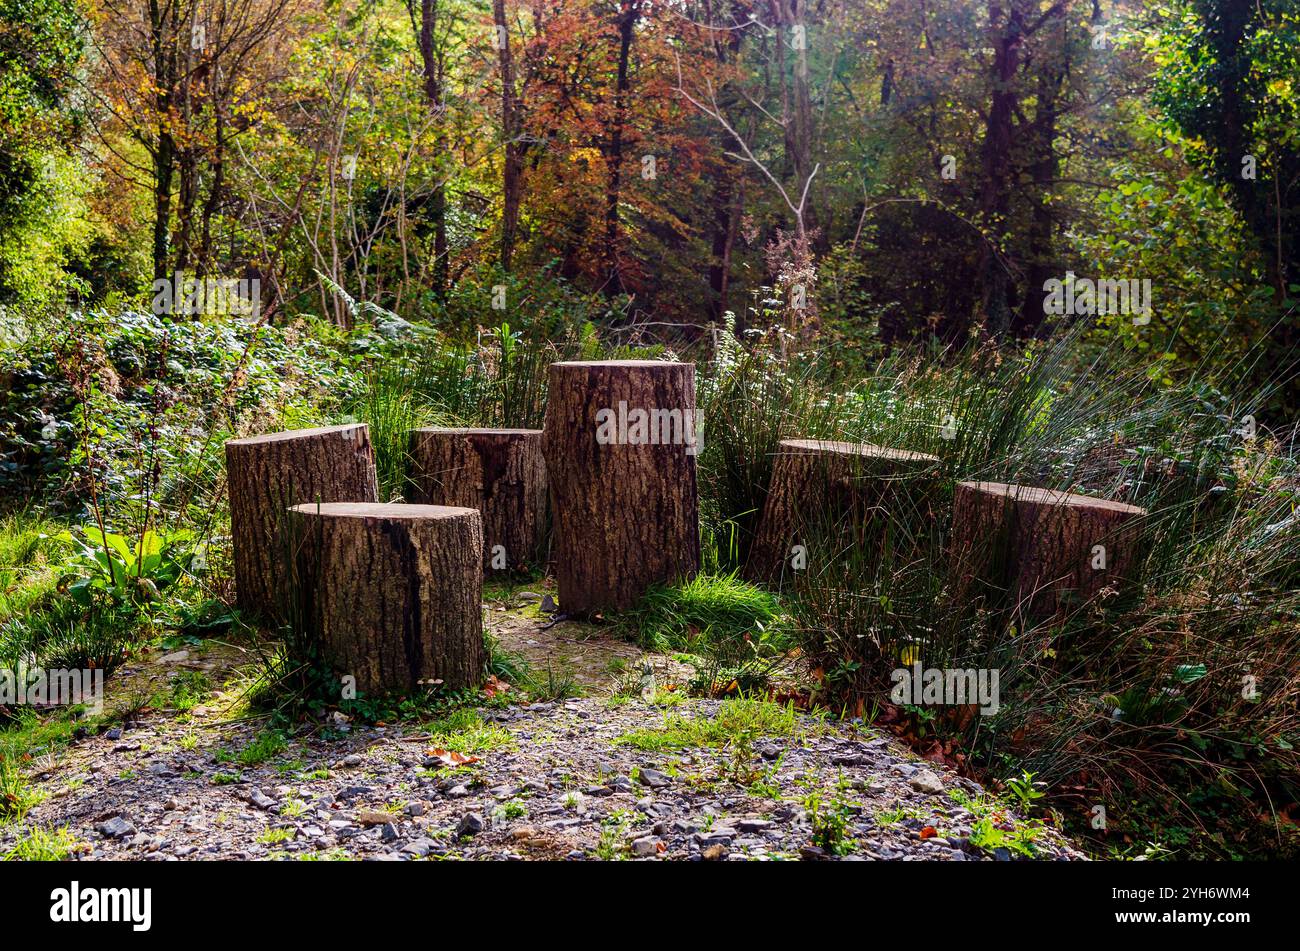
[2,607,1085,861]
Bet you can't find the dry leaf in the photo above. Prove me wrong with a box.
[425,748,480,766]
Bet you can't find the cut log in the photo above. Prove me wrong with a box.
[408,427,547,573]
[289,502,485,696]
[543,359,701,616]
[746,438,941,584]
[225,424,378,621]
[950,481,1147,619]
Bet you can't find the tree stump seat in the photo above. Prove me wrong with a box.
[289,502,485,696]
[746,438,941,584]
[951,481,1148,619]
[543,359,701,616]
[408,427,547,573]
[225,423,378,621]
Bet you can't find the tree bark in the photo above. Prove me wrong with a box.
[543,360,701,616]
[408,427,548,573]
[225,424,379,622]
[494,0,525,271]
[290,502,484,696]
[602,0,640,297]
[975,1,1024,336]
[415,0,450,302]
[746,439,941,585]
[950,481,1147,620]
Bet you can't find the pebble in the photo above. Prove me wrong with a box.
[457,812,485,838]
[4,693,1086,863]
[908,769,946,795]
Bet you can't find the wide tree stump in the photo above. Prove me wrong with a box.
[543,359,701,616]
[408,427,547,573]
[746,439,941,584]
[289,502,485,695]
[950,481,1147,619]
[225,424,378,621]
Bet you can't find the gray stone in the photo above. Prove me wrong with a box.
[638,768,671,790]
[96,816,136,838]
[908,769,945,795]
[401,838,435,857]
[630,836,661,857]
[457,812,485,838]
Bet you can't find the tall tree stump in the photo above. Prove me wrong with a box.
[543,360,701,616]
[746,439,942,584]
[226,424,378,621]
[950,481,1147,619]
[289,502,485,695]
[408,427,547,573]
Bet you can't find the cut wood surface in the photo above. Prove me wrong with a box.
[408,427,547,572]
[951,481,1147,618]
[289,501,485,695]
[225,424,378,621]
[543,359,701,616]
[746,438,941,584]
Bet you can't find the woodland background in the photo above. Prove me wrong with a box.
[1,0,1297,395]
[1,1,1299,862]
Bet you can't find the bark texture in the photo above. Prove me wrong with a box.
[408,427,548,572]
[543,360,701,616]
[746,439,941,585]
[290,502,484,696]
[225,424,378,622]
[950,481,1147,619]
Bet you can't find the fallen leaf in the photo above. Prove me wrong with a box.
[425,748,480,766]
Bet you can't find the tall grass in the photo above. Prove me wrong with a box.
[696,325,1300,857]
[0,514,64,622]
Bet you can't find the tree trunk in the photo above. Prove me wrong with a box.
[976,1,1024,336]
[494,0,525,271]
[290,502,484,696]
[416,0,449,302]
[746,439,941,585]
[225,424,379,622]
[543,360,700,616]
[408,427,548,573]
[602,0,639,297]
[950,481,1147,621]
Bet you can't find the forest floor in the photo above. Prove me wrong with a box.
[1,591,1086,861]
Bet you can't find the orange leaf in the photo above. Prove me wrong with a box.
[425,748,480,766]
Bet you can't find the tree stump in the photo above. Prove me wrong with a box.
[289,502,485,696]
[543,359,701,616]
[950,481,1147,619]
[225,424,378,621]
[746,439,941,584]
[408,427,547,573]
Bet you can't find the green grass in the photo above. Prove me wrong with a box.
[0,707,99,824]
[621,572,788,652]
[2,824,83,860]
[614,696,805,752]
[423,709,512,755]
[235,729,289,767]
[699,326,1300,858]
[0,514,65,622]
